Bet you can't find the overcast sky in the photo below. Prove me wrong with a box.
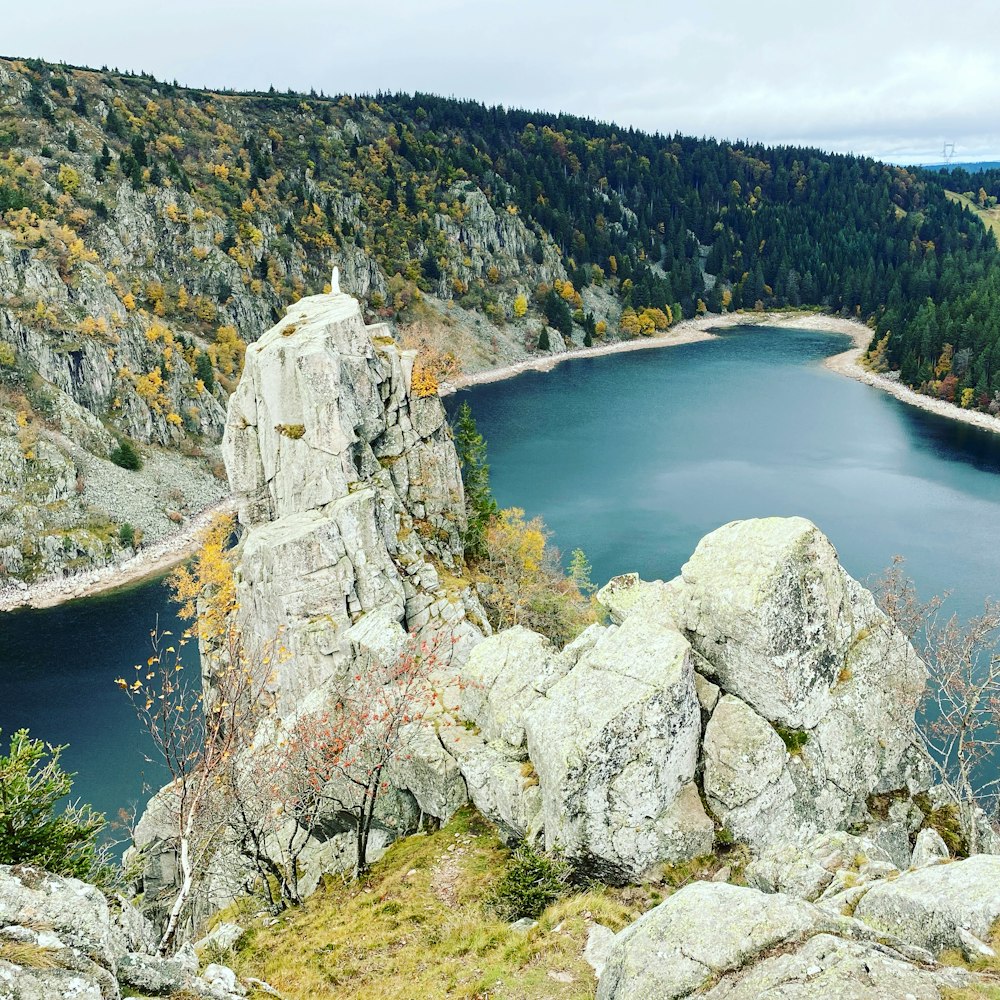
[4,0,998,165]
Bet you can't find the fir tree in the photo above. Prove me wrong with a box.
[453,401,497,561]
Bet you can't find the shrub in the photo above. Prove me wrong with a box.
[109,438,142,470]
[0,729,110,885]
[275,423,306,439]
[119,522,136,547]
[774,725,809,755]
[485,843,571,921]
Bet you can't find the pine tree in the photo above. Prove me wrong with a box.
[538,327,551,351]
[453,402,497,561]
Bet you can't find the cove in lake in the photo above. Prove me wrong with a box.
[3,323,1000,826]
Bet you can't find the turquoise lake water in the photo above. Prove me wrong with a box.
[3,324,1000,826]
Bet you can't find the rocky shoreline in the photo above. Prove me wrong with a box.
[824,331,1000,436]
[0,498,235,612]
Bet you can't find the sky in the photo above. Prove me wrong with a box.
[4,0,998,165]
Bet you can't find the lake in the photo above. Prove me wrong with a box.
[3,324,1000,825]
[447,326,1000,619]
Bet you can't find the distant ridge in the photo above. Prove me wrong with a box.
[921,160,1000,173]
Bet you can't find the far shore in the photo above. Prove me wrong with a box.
[823,330,1000,437]
[445,309,1000,439]
[441,310,869,395]
[0,498,236,613]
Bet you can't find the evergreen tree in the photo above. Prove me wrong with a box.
[453,401,497,561]
[538,326,551,351]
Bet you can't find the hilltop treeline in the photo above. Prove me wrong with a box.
[1,57,1000,411]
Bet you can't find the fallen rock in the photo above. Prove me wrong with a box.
[522,615,705,880]
[910,828,950,869]
[854,854,1000,956]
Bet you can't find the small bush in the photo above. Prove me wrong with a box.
[119,523,136,548]
[275,423,305,439]
[485,843,571,921]
[109,438,142,470]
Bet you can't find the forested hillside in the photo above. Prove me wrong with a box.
[1,55,999,583]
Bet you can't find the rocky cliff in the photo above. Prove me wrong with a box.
[222,287,485,704]
[21,285,1000,998]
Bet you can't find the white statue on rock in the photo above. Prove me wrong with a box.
[330,264,341,295]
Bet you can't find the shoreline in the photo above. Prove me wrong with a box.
[441,309,868,394]
[823,332,1000,437]
[11,309,1000,612]
[0,498,235,613]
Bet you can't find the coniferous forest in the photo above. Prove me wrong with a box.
[1,57,1000,420]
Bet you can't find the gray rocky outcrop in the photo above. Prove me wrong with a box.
[854,854,1000,957]
[596,881,979,1000]
[131,288,490,936]
[0,864,243,999]
[223,290,484,707]
[455,515,935,875]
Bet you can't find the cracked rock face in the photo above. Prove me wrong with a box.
[0,864,243,1000]
[222,292,479,706]
[457,516,932,872]
[595,882,977,1000]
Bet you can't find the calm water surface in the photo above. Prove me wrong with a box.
[449,326,1000,620]
[0,577,180,831]
[4,324,1000,823]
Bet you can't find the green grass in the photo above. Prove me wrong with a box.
[939,919,1000,998]
[230,808,640,1000]
[946,191,1000,246]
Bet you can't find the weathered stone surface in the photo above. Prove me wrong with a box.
[597,883,827,999]
[910,828,950,869]
[746,831,899,904]
[676,517,925,732]
[460,626,564,754]
[584,923,617,979]
[223,292,477,709]
[0,864,122,974]
[703,694,790,823]
[522,615,702,879]
[701,932,975,999]
[596,882,960,1000]
[855,855,1000,956]
[0,864,245,1000]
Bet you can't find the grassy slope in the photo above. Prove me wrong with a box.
[226,809,655,1000]
[945,190,1000,245]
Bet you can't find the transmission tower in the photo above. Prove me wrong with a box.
[942,141,956,164]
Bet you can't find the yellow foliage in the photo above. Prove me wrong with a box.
[57,164,80,195]
[478,507,595,647]
[166,411,183,426]
[513,294,528,319]
[410,360,440,398]
[209,324,246,377]
[193,295,218,323]
[135,368,166,411]
[122,292,137,311]
[170,513,237,641]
